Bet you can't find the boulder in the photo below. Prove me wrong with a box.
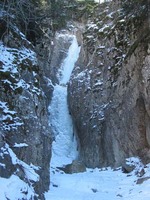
[58,160,86,174]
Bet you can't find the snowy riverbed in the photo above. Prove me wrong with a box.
[45,162,150,200]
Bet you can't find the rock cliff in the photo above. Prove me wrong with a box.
[0,7,54,199]
[68,0,150,168]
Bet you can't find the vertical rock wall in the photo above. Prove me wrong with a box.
[68,0,150,168]
[0,17,53,199]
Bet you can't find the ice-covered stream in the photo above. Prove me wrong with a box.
[48,34,80,167]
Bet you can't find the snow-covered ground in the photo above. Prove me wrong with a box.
[45,163,150,200]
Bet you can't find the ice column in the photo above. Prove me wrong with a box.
[49,35,80,167]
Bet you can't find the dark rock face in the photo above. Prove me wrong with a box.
[136,177,150,185]
[68,1,150,168]
[0,18,53,199]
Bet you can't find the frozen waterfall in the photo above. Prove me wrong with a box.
[48,34,80,167]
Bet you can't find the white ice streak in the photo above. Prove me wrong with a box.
[94,0,111,3]
[49,85,77,166]
[59,36,80,85]
[13,143,29,148]
[49,34,80,167]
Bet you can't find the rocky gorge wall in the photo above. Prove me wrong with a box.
[0,10,56,199]
[68,0,150,168]
[0,7,81,197]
